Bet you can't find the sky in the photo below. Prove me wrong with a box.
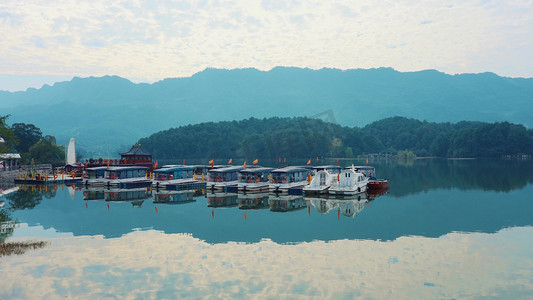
[1,0,532,91]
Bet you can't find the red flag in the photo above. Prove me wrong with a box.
[154,161,158,169]
[306,160,311,165]
[228,158,233,164]
[84,161,88,168]
[336,159,339,166]
[243,161,247,168]
[209,159,214,164]
[366,158,369,165]
[252,159,258,165]
[316,156,319,162]
[279,157,281,163]
[183,160,186,165]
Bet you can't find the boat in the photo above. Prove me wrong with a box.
[354,165,390,189]
[103,166,151,188]
[303,165,342,195]
[152,166,198,189]
[237,167,274,193]
[82,167,108,187]
[206,166,244,191]
[269,166,310,194]
[328,165,369,195]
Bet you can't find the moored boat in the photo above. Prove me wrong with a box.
[207,166,244,191]
[103,166,151,188]
[152,166,198,189]
[328,165,368,196]
[303,165,342,195]
[354,165,390,189]
[269,166,310,194]
[82,167,108,187]
[237,167,274,193]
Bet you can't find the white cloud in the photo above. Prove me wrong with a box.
[0,0,532,90]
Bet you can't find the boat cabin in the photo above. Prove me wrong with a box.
[270,167,310,184]
[352,166,376,178]
[238,167,274,183]
[82,167,108,179]
[153,166,195,181]
[104,166,148,179]
[312,165,341,174]
[207,166,244,183]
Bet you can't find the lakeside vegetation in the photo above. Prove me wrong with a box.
[0,115,65,167]
[138,116,533,160]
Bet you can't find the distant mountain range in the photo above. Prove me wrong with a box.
[1,67,532,156]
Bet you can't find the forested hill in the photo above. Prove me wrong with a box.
[137,116,533,160]
[1,67,532,156]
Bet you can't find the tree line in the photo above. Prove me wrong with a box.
[137,116,533,160]
[0,115,65,167]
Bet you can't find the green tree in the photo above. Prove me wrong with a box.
[12,123,42,153]
[0,115,18,154]
[28,136,65,166]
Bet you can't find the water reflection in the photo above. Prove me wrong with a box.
[1,227,532,299]
[363,159,533,196]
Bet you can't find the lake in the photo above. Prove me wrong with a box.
[1,159,532,299]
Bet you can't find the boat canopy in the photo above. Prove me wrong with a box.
[271,166,310,174]
[239,167,274,174]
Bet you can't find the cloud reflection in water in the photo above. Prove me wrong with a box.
[1,227,532,299]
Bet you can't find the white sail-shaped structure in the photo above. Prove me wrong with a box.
[66,138,76,165]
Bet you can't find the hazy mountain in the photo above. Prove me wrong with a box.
[1,67,532,157]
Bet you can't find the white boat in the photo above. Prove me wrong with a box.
[328,165,369,195]
[103,166,151,188]
[237,167,274,193]
[269,166,310,193]
[303,165,342,195]
[152,166,198,189]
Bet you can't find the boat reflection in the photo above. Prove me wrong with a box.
[238,193,270,210]
[269,195,306,212]
[104,187,151,207]
[306,194,368,218]
[83,187,105,201]
[153,189,199,205]
[206,192,239,208]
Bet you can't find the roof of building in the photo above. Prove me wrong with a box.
[0,153,21,159]
[119,144,152,156]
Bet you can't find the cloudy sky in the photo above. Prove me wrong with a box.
[1,0,532,91]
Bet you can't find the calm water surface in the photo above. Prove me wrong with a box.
[1,159,532,299]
